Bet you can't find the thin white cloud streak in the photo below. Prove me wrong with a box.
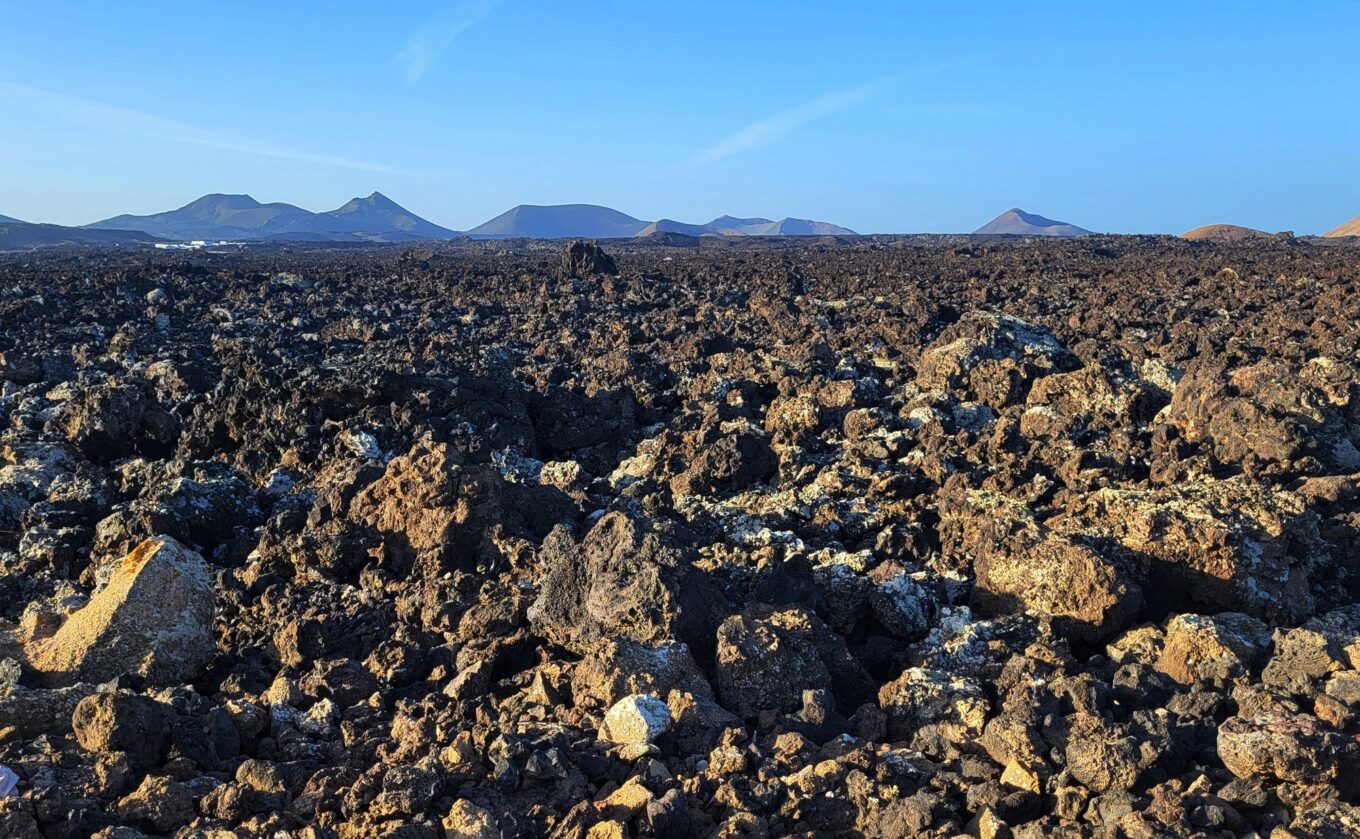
[676,58,981,172]
[0,82,410,175]
[396,0,501,83]
[679,76,900,170]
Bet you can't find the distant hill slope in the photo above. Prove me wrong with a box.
[0,222,155,251]
[307,192,456,239]
[1181,224,1271,241]
[1324,214,1360,238]
[468,204,651,239]
[636,219,715,237]
[707,215,775,232]
[727,218,857,236]
[469,204,856,239]
[974,208,1091,237]
[87,192,457,241]
[0,213,26,224]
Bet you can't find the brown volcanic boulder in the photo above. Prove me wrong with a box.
[1155,612,1271,687]
[877,667,989,745]
[915,312,1078,410]
[668,421,776,497]
[53,377,177,460]
[571,637,715,707]
[72,691,168,769]
[528,511,725,655]
[714,605,871,717]
[1260,605,1360,698]
[1021,357,1169,441]
[1167,356,1360,476]
[350,436,571,573]
[1217,712,1360,792]
[25,537,215,686]
[349,437,485,569]
[939,484,1143,642]
[1059,478,1323,623]
[974,534,1143,643]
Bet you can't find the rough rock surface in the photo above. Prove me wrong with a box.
[528,510,724,654]
[23,537,215,685]
[560,239,618,278]
[599,694,672,745]
[0,237,1359,837]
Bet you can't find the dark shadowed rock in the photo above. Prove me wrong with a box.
[72,692,167,769]
[559,239,617,278]
[528,511,725,655]
[714,605,872,717]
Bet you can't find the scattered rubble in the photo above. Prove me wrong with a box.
[0,235,1358,836]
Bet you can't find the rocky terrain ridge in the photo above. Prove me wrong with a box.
[0,235,1359,837]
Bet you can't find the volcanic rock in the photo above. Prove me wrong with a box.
[915,312,1079,410]
[115,775,195,833]
[559,239,618,278]
[528,511,724,654]
[1217,712,1360,791]
[1155,612,1271,686]
[72,692,168,769]
[1060,478,1323,623]
[1167,356,1360,475]
[600,694,673,745]
[714,605,871,717]
[24,537,215,685]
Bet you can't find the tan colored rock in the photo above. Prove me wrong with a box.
[25,537,215,686]
[878,667,989,742]
[116,775,195,833]
[442,799,500,839]
[571,637,713,707]
[585,821,626,839]
[1001,759,1042,794]
[235,759,286,794]
[975,532,1142,642]
[1061,478,1320,623]
[350,438,482,568]
[1156,613,1271,686]
[1106,625,1165,666]
[940,484,1142,641]
[596,776,653,821]
[1218,712,1360,791]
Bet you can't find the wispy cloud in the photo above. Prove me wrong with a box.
[396,0,501,83]
[0,81,409,175]
[679,76,901,170]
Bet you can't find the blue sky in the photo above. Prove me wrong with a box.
[2,2,1357,233]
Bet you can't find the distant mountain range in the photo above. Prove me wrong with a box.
[0,221,154,250]
[468,204,856,239]
[87,192,458,242]
[974,208,1090,237]
[14,196,860,242]
[9,195,1358,246]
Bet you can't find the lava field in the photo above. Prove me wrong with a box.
[2,234,1360,838]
